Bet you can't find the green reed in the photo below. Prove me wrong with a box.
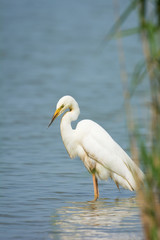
[105,1,160,239]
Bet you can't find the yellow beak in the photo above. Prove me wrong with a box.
[48,108,61,127]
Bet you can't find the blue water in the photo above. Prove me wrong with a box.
[0,0,147,239]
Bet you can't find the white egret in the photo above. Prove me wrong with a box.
[48,95,144,201]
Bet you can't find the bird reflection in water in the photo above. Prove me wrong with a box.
[50,197,143,240]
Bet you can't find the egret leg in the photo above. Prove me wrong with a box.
[92,173,99,201]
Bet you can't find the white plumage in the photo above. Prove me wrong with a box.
[48,95,144,200]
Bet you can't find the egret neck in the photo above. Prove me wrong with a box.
[60,102,80,159]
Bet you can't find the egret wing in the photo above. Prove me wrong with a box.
[80,121,140,189]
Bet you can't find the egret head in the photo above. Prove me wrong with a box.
[48,95,78,127]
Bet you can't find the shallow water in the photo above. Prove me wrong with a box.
[0,0,147,239]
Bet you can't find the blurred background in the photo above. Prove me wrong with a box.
[0,0,150,239]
